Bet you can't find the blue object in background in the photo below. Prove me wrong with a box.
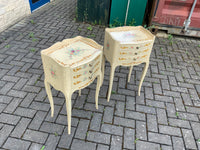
[29,0,50,12]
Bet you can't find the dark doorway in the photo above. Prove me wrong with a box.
[29,0,50,12]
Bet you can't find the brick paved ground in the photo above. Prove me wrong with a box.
[0,0,200,150]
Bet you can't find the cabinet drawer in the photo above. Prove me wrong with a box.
[72,54,101,89]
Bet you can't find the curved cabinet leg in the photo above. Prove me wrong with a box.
[44,80,54,117]
[128,66,133,83]
[95,75,101,109]
[101,55,105,86]
[64,92,72,134]
[107,65,116,102]
[79,89,81,96]
[138,62,149,96]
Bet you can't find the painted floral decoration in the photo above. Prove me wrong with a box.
[67,48,86,59]
[50,68,56,78]
[106,42,109,50]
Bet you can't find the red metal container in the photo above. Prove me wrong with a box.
[152,0,200,29]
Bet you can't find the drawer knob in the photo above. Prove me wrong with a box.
[135,52,137,55]
[89,64,92,67]
[136,47,139,49]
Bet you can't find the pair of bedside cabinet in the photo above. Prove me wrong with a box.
[41,26,155,134]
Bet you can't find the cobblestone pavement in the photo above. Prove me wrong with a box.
[0,0,200,150]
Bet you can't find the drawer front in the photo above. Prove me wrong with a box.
[72,54,101,89]
[118,42,153,65]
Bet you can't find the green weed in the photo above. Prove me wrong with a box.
[5,45,10,48]
[87,25,93,31]
[41,146,45,150]
[134,138,139,143]
[29,32,34,38]
[30,20,35,24]
[30,48,36,52]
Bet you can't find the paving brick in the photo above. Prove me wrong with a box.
[22,85,41,93]
[172,137,185,150]
[145,87,154,99]
[156,108,168,125]
[0,113,20,125]
[115,101,125,117]
[163,90,181,98]
[155,95,173,103]
[71,139,96,150]
[7,90,27,98]
[161,145,173,150]
[181,93,193,105]
[29,143,43,150]
[14,107,37,118]
[3,98,22,113]
[182,129,197,149]
[191,122,200,139]
[136,121,147,140]
[174,98,186,112]
[11,118,31,138]
[166,103,176,118]
[114,117,135,128]
[40,122,65,135]
[136,141,160,150]
[75,119,89,139]
[0,125,14,147]
[0,82,15,95]
[97,144,109,150]
[87,131,111,145]
[57,126,75,148]
[168,118,191,129]
[13,78,28,90]
[45,134,60,150]
[84,103,104,113]
[125,110,145,121]
[148,132,172,145]
[0,104,6,114]
[147,114,158,132]
[28,111,47,130]
[101,124,123,136]
[186,106,200,114]
[135,93,145,105]
[0,96,12,104]
[110,135,122,150]
[126,96,136,110]
[22,129,48,144]
[90,113,102,131]
[72,109,92,119]
[178,112,199,121]
[136,105,156,114]
[20,93,36,107]
[123,128,135,149]
[30,101,50,111]
[159,125,181,136]
[161,79,170,90]
[103,107,114,123]
[3,137,31,150]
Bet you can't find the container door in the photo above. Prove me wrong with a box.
[109,0,148,26]
[152,0,200,29]
[29,0,50,12]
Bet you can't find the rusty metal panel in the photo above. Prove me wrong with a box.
[152,0,200,28]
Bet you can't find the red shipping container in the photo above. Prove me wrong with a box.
[152,0,200,29]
